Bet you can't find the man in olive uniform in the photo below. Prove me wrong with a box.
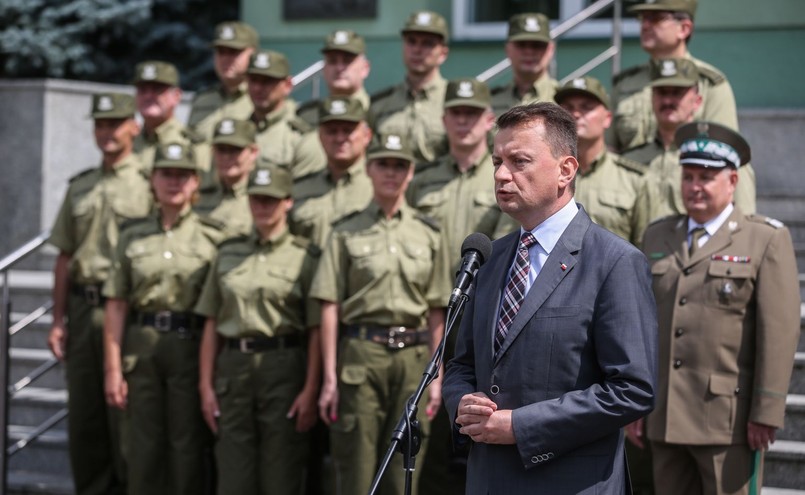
[289,96,373,247]
[630,122,800,495]
[195,119,258,238]
[411,77,516,495]
[297,30,372,126]
[490,13,559,117]
[555,76,647,244]
[132,60,206,176]
[188,21,258,139]
[246,49,326,180]
[610,0,738,152]
[48,93,152,495]
[368,10,450,163]
[625,58,755,243]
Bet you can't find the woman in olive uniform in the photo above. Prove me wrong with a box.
[195,164,321,495]
[103,142,220,495]
[311,133,451,495]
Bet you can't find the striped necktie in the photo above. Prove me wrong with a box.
[495,232,537,356]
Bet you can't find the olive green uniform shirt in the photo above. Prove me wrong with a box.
[289,159,373,247]
[188,82,254,140]
[406,152,517,263]
[195,228,320,338]
[310,202,451,328]
[625,137,756,243]
[574,150,647,245]
[610,52,738,152]
[297,88,371,127]
[50,155,153,285]
[252,103,326,180]
[133,117,198,175]
[490,73,559,117]
[368,75,448,163]
[195,180,252,239]
[103,208,218,312]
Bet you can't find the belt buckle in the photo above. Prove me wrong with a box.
[239,338,255,353]
[387,326,406,350]
[154,311,172,332]
[84,285,100,306]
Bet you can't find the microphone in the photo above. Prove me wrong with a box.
[449,233,493,306]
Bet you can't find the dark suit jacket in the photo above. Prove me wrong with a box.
[443,206,657,494]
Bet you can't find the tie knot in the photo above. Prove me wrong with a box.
[519,232,537,250]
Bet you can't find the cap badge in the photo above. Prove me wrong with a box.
[524,17,540,32]
[141,64,157,80]
[333,31,350,45]
[660,60,677,77]
[98,96,113,111]
[416,12,432,26]
[572,78,587,89]
[218,120,235,135]
[255,169,271,186]
[220,25,235,40]
[330,100,347,115]
[696,122,710,136]
[456,81,474,98]
[254,53,270,69]
[385,135,403,150]
[166,144,183,160]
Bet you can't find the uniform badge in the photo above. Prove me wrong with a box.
[255,169,271,185]
[456,81,474,98]
[660,60,677,77]
[385,135,402,150]
[696,122,710,135]
[711,255,750,263]
[718,281,734,304]
[97,96,113,111]
[560,263,567,271]
[524,17,540,32]
[572,78,586,89]
[141,64,157,80]
[166,144,183,160]
[254,53,270,69]
[218,119,235,135]
[220,25,235,40]
[728,221,738,231]
[416,12,432,26]
[765,217,784,228]
[333,31,350,45]
[329,100,347,115]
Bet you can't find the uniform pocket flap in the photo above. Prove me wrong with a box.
[473,191,497,207]
[330,413,357,433]
[121,355,138,374]
[709,374,738,396]
[416,191,448,208]
[345,238,380,258]
[402,242,429,259]
[214,377,229,396]
[267,265,296,281]
[598,189,634,209]
[707,262,752,279]
[340,364,367,385]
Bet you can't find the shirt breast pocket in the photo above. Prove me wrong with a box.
[400,241,432,287]
[345,237,385,280]
[414,190,447,217]
[706,262,754,308]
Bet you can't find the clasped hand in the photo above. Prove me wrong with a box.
[455,392,515,445]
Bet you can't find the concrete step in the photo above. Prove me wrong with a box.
[780,394,805,442]
[10,348,66,391]
[765,440,805,490]
[7,470,73,495]
[763,488,805,495]
[791,353,805,395]
[6,425,71,480]
[9,387,67,429]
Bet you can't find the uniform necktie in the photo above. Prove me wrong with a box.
[495,232,538,356]
[689,226,706,256]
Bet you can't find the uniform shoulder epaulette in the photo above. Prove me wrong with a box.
[181,126,206,144]
[119,216,150,233]
[415,159,440,174]
[192,84,219,98]
[647,213,682,228]
[217,234,250,250]
[69,167,96,182]
[612,64,644,86]
[296,99,320,115]
[415,213,440,231]
[198,215,226,231]
[370,86,395,104]
[613,154,649,175]
[694,64,726,85]
[292,236,321,256]
[490,84,510,96]
[747,214,785,229]
[331,209,362,227]
[288,115,313,134]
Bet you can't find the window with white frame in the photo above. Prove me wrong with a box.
[451,0,639,41]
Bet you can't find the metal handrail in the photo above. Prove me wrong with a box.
[291,60,325,100]
[560,45,619,85]
[7,408,68,457]
[10,301,53,336]
[477,0,620,83]
[0,231,50,273]
[9,359,59,395]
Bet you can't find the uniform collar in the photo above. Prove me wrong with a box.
[252,226,291,248]
[158,204,194,230]
[142,117,181,143]
[220,81,248,100]
[579,149,608,177]
[251,102,293,131]
[405,73,445,99]
[103,153,139,175]
[369,200,409,221]
[448,150,490,174]
[687,203,734,237]
[326,157,367,184]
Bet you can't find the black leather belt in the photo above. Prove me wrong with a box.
[225,334,302,353]
[135,311,201,337]
[344,324,429,350]
[71,283,105,306]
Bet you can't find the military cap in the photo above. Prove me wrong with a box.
[322,30,365,55]
[319,96,366,124]
[367,133,416,164]
[554,76,610,109]
[649,58,699,87]
[153,142,198,171]
[212,119,257,148]
[132,60,179,87]
[507,13,551,43]
[247,165,292,198]
[675,122,751,169]
[444,78,491,109]
[247,50,290,79]
[401,11,449,42]
[213,21,259,50]
[91,93,135,119]
[629,0,697,18]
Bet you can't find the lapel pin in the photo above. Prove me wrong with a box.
[560,263,567,271]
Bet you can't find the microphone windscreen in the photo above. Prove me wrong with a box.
[460,233,492,264]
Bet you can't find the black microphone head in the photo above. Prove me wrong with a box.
[461,233,492,264]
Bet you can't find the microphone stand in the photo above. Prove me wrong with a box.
[367,287,471,495]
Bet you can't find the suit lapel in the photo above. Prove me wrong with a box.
[493,207,590,365]
[480,231,519,350]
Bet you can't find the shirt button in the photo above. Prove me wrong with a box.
[389,246,397,254]
[531,456,539,464]
[683,268,691,276]
[673,359,683,369]
[258,254,266,262]
[734,387,741,395]
[490,385,500,395]
[679,297,687,306]
[675,328,685,337]
[163,251,173,259]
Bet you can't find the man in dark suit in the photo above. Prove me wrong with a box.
[442,102,658,494]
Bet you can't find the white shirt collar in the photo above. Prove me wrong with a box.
[522,200,579,254]
[687,203,733,237]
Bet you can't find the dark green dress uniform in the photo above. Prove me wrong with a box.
[50,92,152,495]
[251,103,325,180]
[103,207,219,495]
[194,226,320,495]
[289,158,373,247]
[195,178,252,239]
[310,202,451,495]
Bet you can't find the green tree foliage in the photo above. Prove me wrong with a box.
[0,0,238,90]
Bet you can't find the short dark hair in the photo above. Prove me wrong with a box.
[496,102,578,160]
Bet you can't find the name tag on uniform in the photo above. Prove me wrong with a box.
[711,255,750,263]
